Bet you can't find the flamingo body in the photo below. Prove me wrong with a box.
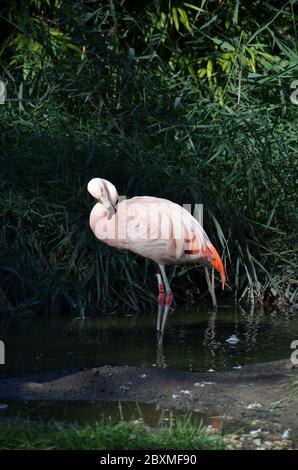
[88,178,226,335]
[89,187,225,283]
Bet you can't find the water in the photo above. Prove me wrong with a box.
[0,305,297,379]
[0,399,211,428]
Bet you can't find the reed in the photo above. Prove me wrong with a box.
[0,1,297,317]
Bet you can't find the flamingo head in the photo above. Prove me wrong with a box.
[87,178,118,217]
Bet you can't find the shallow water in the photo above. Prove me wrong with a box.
[0,305,297,379]
[0,399,211,428]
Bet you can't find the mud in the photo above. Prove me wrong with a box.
[0,359,297,449]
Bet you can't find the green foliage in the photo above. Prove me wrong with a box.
[0,0,297,317]
[147,0,297,95]
[0,419,224,450]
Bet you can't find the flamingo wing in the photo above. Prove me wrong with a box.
[113,197,186,265]
[91,195,226,286]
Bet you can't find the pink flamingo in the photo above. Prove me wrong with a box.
[88,178,226,335]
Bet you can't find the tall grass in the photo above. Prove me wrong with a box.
[0,1,297,317]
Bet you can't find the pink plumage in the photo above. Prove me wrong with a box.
[88,178,226,336]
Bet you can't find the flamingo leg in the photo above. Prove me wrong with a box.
[156,273,165,332]
[160,303,170,336]
[156,337,166,368]
[158,265,174,335]
[157,304,163,333]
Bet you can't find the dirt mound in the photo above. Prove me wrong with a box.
[0,360,297,448]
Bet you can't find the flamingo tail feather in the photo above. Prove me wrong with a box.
[207,244,226,289]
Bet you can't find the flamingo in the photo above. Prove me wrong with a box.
[88,178,226,336]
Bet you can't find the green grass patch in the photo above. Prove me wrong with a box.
[0,419,224,450]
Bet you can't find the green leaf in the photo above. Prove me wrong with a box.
[233,0,240,25]
[206,59,213,80]
[220,41,235,51]
[183,2,205,13]
[172,7,180,32]
[177,7,193,34]
[82,10,98,24]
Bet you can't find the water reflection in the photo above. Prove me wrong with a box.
[0,399,209,428]
[156,340,166,369]
[0,305,297,378]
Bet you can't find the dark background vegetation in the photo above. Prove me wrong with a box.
[0,0,297,318]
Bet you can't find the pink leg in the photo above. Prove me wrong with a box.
[165,292,173,306]
[158,265,174,336]
[156,274,165,332]
[157,273,165,305]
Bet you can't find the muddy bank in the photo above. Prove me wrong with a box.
[0,360,297,448]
